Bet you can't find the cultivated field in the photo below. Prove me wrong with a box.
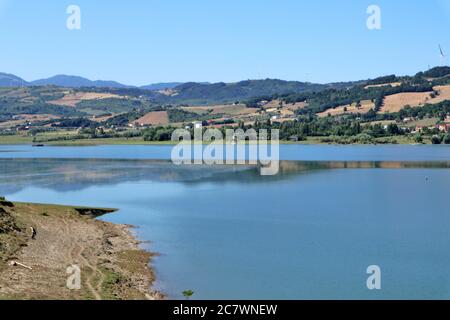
[361,120,396,127]
[401,117,440,129]
[380,85,450,113]
[364,82,402,89]
[285,101,309,111]
[49,92,124,107]
[181,104,257,116]
[0,114,60,129]
[262,100,308,111]
[90,113,120,122]
[429,85,450,103]
[135,111,169,126]
[380,92,434,113]
[318,100,375,117]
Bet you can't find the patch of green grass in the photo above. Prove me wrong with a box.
[78,108,111,117]
[403,117,439,129]
[100,268,123,300]
[0,131,432,146]
[0,135,33,145]
[44,137,176,146]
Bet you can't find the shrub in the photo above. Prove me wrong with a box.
[414,134,423,144]
[431,135,442,144]
[443,134,450,144]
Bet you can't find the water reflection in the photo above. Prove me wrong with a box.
[0,158,449,195]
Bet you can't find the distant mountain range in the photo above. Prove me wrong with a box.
[1,67,449,106]
[0,71,378,105]
[0,72,28,87]
[0,73,190,91]
[0,72,345,104]
[30,75,131,88]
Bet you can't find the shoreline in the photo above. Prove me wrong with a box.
[0,134,436,146]
[0,201,164,300]
[0,141,437,147]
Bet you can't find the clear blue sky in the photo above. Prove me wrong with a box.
[0,0,449,85]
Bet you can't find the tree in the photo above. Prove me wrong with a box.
[414,134,423,144]
[443,133,450,144]
[387,123,401,135]
[431,135,442,145]
[182,290,194,300]
[374,96,384,112]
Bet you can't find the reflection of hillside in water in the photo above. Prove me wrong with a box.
[0,159,449,194]
[279,160,450,172]
[0,159,251,194]
[205,160,450,184]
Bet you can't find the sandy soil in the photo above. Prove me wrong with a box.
[0,202,163,300]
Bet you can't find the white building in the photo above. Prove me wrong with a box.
[193,122,203,129]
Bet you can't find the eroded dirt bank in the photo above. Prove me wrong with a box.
[0,201,163,300]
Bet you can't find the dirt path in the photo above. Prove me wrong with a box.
[78,246,102,300]
[62,217,103,300]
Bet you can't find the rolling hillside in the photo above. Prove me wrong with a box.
[140,82,184,90]
[0,72,358,105]
[0,73,28,87]
[0,67,449,124]
[162,79,358,105]
[30,75,130,88]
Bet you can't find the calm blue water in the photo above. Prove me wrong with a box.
[0,145,450,299]
[0,144,449,161]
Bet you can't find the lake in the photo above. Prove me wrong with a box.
[0,144,450,299]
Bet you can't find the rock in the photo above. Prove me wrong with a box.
[74,207,115,217]
[0,208,21,234]
[0,201,14,208]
